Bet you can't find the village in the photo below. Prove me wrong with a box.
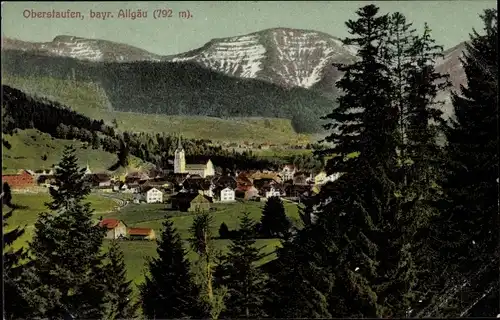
[2,138,339,242]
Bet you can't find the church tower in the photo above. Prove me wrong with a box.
[174,135,186,173]
[84,161,92,175]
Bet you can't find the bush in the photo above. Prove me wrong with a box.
[219,222,230,239]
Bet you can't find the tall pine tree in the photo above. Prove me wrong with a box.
[3,202,32,319]
[215,212,267,319]
[259,196,291,238]
[140,218,203,319]
[25,145,108,318]
[102,240,138,319]
[429,9,498,317]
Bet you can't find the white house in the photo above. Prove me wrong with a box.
[280,165,296,182]
[265,187,281,198]
[146,187,163,204]
[219,187,235,203]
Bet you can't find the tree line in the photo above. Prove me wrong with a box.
[1,85,283,171]
[3,5,497,319]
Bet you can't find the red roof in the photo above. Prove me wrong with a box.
[99,219,120,229]
[128,228,153,236]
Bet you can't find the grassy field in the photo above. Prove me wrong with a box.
[3,193,119,251]
[5,192,301,290]
[2,74,312,145]
[252,148,314,158]
[2,129,151,173]
[102,200,301,286]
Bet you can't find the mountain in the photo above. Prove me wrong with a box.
[170,28,358,90]
[1,28,468,126]
[1,35,165,62]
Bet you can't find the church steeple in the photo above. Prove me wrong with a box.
[174,134,186,174]
[177,135,183,151]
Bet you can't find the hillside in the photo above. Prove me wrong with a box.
[1,74,310,144]
[2,128,152,173]
[1,49,334,133]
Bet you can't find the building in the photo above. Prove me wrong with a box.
[128,227,156,240]
[84,173,112,188]
[219,187,235,203]
[169,193,211,212]
[2,170,35,189]
[173,136,215,178]
[280,164,297,182]
[265,186,282,198]
[99,219,127,239]
[146,187,163,203]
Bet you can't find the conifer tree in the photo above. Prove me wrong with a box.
[259,196,291,238]
[189,211,226,319]
[215,213,267,319]
[429,9,498,317]
[140,218,203,319]
[45,145,91,211]
[2,182,13,207]
[271,4,412,317]
[3,203,32,319]
[25,145,108,318]
[103,240,138,319]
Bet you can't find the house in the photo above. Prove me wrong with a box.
[285,184,312,199]
[145,187,163,203]
[84,173,111,188]
[99,219,127,239]
[292,172,310,185]
[125,172,150,184]
[264,186,282,198]
[212,174,238,190]
[128,227,156,240]
[2,169,35,189]
[235,185,259,200]
[280,164,297,182]
[173,137,215,178]
[36,174,56,187]
[182,176,214,198]
[217,187,235,203]
[169,193,211,212]
[121,183,140,193]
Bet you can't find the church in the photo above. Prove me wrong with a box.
[174,137,215,178]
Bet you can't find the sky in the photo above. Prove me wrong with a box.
[2,1,496,55]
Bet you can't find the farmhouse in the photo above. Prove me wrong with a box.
[84,173,112,188]
[182,176,214,197]
[140,187,163,203]
[2,170,35,189]
[169,192,211,212]
[128,228,156,240]
[218,187,235,203]
[99,219,127,239]
[173,137,215,178]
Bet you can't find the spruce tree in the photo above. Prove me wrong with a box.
[103,240,138,319]
[26,145,108,318]
[259,196,291,238]
[215,213,267,319]
[189,211,226,319]
[140,218,202,319]
[429,9,498,317]
[271,4,410,317]
[3,204,32,319]
[2,182,13,207]
[45,144,91,211]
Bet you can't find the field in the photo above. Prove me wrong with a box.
[2,129,152,173]
[5,192,301,290]
[2,74,312,145]
[3,192,119,251]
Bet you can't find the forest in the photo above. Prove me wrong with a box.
[1,50,334,133]
[2,85,284,171]
[3,5,498,319]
